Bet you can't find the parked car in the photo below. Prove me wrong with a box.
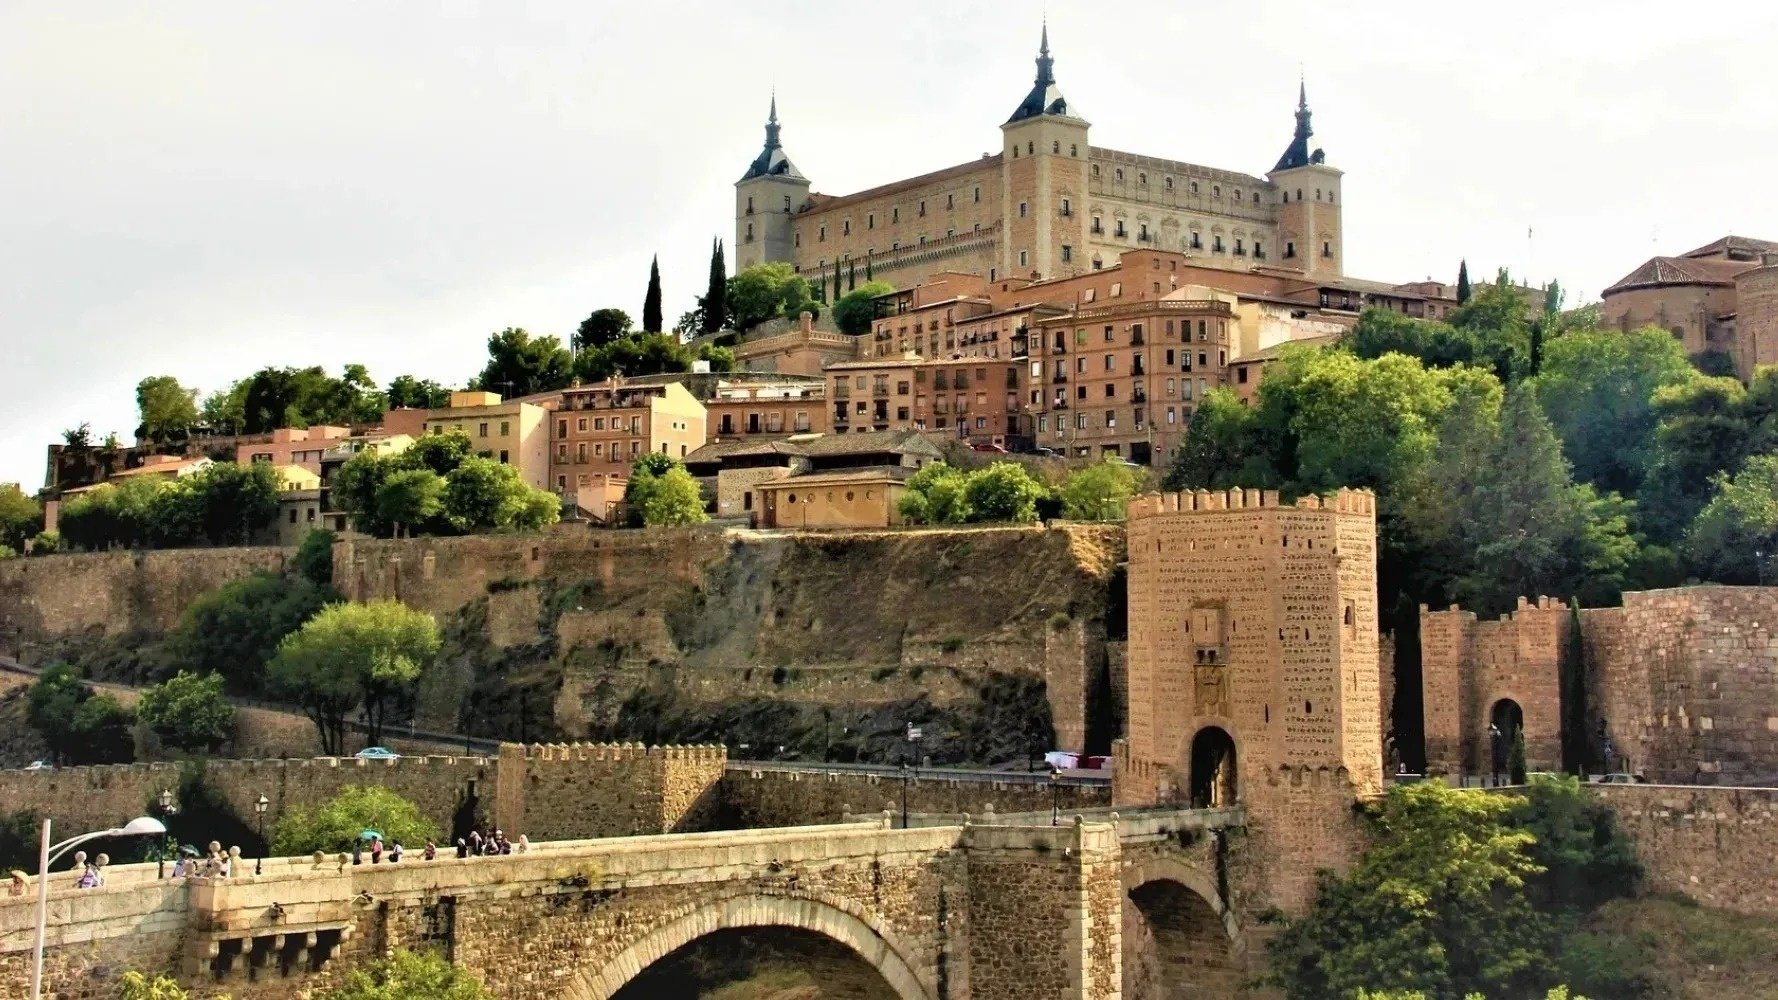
[355,747,401,761]
[1032,447,1058,458]
[970,442,1008,454]
[23,760,53,771]
[1593,772,1648,784]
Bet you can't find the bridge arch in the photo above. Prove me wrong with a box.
[570,893,933,1000]
[1122,858,1244,999]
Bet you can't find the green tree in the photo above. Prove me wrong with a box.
[384,375,450,410]
[377,468,447,538]
[1060,456,1142,521]
[269,786,437,856]
[135,376,200,443]
[309,949,492,1000]
[1530,326,1696,498]
[1456,259,1472,304]
[168,572,334,695]
[726,262,814,331]
[575,308,633,351]
[700,238,728,334]
[696,343,736,372]
[185,460,279,546]
[443,456,553,532]
[573,331,694,382]
[200,382,249,435]
[268,600,440,753]
[471,328,573,398]
[1163,387,1273,490]
[1515,775,1640,913]
[68,693,134,764]
[642,255,664,333]
[138,671,236,753]
[29,530,59,555]
[1684,454,1778,584]
[0,483,41,551]
[962,462,1045,523]
[897,463,971,524]
[1266,783,1553,1000]
[624,456,707,526]
[293,528,337,588]
[238,365,385,433]
[831,280,896,335]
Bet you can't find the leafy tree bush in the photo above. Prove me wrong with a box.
[25,664,135,764]
[831,280,896,335]
[1529,326,1696,499]
[138,671,236,753]
[57,461,278,550]
[726,262,815,331]
[168,572,333,695]
[334,433,559,538]
[1684,454,1778,584]
[384,375,450,410]
[574,307,632,351]
[1266,783,1554,1000]
[269,786,437,857]
[1514,775,1640,913]
[118,971,212,1000]
[470,327,573,398]
[268,600,440,754]
[292,528,337,588]
[29,530,59,555]
[624,456,708,526]
[235,363,386,433]
[897,463,972,525]
[135,375,200,443]
[0,483,42,551]
[961,462,1046,523]
[309,948,492,1000]
[1060,456,1142,521]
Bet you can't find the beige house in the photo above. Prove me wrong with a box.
[549,380,707,494]
[756,467,913,529]
[422,391,550,490]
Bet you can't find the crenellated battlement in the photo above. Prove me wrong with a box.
[516,741,728,765]
[1127,486,1376,519]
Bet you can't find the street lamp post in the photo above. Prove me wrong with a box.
[31,815,167,1000]
[1049,770,1060,826]
[899,764,910,830]
[254,795,269,876]
[154,789,178,879]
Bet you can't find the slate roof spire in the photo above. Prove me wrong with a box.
[742,91,804,181]
[1005,20,1073,124]
[1272,75,1322,172]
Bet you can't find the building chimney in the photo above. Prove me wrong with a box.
[800,311,814,334]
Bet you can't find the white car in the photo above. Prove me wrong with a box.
[23,760,53,771]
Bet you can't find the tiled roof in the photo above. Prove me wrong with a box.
[799,157,998,216]
[1603,256,1753,295]
[760,465,918,488]
[1680,235,1778,260]
[683,439,802,465]
[1234,333,1344,365]
[796,429,942,457]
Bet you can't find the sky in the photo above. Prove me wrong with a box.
[3,1,1774,491]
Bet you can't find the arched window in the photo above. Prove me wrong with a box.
[1070,144,1077,156]
[1213,185,1221,198]
[1190,180,1199,193]
[1027,141,1034,155]
[1164,176,1174,190]
[1116,168,1125,182]
[1139,172,1147,185]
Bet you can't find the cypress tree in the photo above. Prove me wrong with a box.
[848,260,856,292]
[1456,259,1472,304]
[864,255,873,282]
[1528,316,1545,377]
[833,259,842,302]
[642,255,663,333]
[700,239,727,333]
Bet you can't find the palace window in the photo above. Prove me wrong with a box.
[974,186,981,203]
[1070,144,1077,156]
[1060,198,1071,217]
[1019,249,1029,266]
[1091,215,1102,234]
[819,225,827,241]
[918,200,926,216]
[892,207,899,222]
[1061,245,1073,262]
[1019,201,1028,218]
[1052,140,1060,153]
[1213,185,1221,198]
[1285,241,1296,258]
[867,213,875,229]
[1165,176,1173,190]
[843,220,851,236]
[1139,172,1147,185]
[1114,220,1127,238]
[1191,180,1199,193]
[1213,235,1224,253]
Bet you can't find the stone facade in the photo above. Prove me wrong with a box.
[1419,597,1567,777]
[1583,586,1778,784]
[1594,784,1778,916]
[3,814,1237,1000]
[1116,487,1381,915]
[715,767,1108,829]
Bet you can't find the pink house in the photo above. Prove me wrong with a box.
[237,426,351,475]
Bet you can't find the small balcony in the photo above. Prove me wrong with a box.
[1051,374,1068,384]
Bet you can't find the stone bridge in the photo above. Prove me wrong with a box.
[2,808,1246,1000]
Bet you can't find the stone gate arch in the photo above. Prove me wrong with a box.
[1122,858,1245,1000]
[568,894,933,1000]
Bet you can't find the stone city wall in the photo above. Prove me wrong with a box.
[0,742,727,853]
[714,766,1110,829]
[1595,783,1778,917]
[1419,597,1567,776]
[0,877,191,1000]
[1582,587,1778,785]
[0,547,288,653]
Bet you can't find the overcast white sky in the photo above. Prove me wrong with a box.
[3,1,1774,490]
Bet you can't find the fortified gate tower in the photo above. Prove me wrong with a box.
[1116,487,1383,911]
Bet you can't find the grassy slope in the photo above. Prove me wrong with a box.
[1562,895,1778,999]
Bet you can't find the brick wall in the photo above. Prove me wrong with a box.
[1583,587,1778,784]
[1596,783,1778,916]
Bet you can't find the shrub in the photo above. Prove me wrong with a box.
[138,671,236,753]
[269,786,436,857]
[310,948,492,1000]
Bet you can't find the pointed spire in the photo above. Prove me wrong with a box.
[1298,74,1307,110]
[742,90,803,181]
[1272,76,1321,172]
[763,92,781,150]
[769,89,778,126]
[1007,20,1071,124]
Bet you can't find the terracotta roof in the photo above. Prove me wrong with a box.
[683,439,803,465]
[799,157,999,216]
[794,429,942,458]
[1233,333,1344,365]
[1680,235,1778,260]
[1603,256,1753,295]
[760,465,918,488]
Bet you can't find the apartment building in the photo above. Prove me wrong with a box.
[236,426,352,474]
[705,376,828,442]
[1027,292,1237,463]
[824,354,1023,447]
[549,380,706,492]
[421,391,550,489]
